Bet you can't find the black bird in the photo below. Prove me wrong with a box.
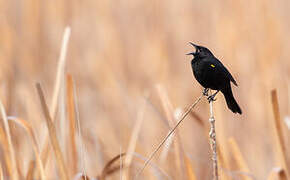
[187,43,242,114]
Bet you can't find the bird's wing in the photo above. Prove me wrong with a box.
[228,72,238,86]
[213,58,238,86]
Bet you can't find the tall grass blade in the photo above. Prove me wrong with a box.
[7,116,46,180]
[0,99,18,180]
[134,93,203,179]
[66,74,78,174]
[271,90,290,179]
[36,83,69,180]
[228,137,251,180]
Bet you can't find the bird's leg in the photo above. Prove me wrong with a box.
[203,88,209,96]
[207,90,219,102]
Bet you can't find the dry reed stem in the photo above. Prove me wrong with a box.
[59,66,67,156]
[0,125,12,177]
[184,155,197,180]
[279,171,287,180]
[26,160,36,180]
[267,167,287,180]
[134,93,204,179]
[208,92,218,180]
[73,81,87,179]
[51,27,71,120]
[40,26,71,168]
[159,131,174,163]
[0,99,18,180]
[271,90,290,179]
[122,97,146,180]
[36,83,69,180]
[73,173,90,180]
[99,153,126,180]
[0,163,3,180]
[17,162,24,180]
[66,74,78,174]
[217,146,231,180]
[228,137,251,180]
[7,117,46,180]
[188,111,229,177]
[189,111,204,127]
[134,153,172,179]
[120,148,123,180]
[156,85,185,179]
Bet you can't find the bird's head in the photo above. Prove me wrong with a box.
[186,42,213,58]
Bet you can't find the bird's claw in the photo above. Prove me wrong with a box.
[207,95,217,102]
[203,88,209,96]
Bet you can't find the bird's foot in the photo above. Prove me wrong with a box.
[207,95,217,102]
[207,90,219,103]
[203,88,209,96]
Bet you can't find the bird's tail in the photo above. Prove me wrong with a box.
[221,86,242,114]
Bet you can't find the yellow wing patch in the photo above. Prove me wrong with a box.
[210,64,215,68]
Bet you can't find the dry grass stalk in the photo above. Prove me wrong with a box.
[73,173,90,180]
[66,74,78,174]
[156,85,185,179]
[73,81,87,179]
[189,111,229,171]
[189,111,229,180]
[159,130,174,163]
[120,148,123,180]
[0,99,18,180]
[36,83,69,180]
[267,167,287,180]
[278,171,287,180]
[122,97,146,180]
[271,90,290,179]
[0,163,3,180]
[40,26,71,169]
[134,93,204,179]
[98,153,126,180]
[228,137,251,180]
[184,155,197,180]
[208,92,218,180]
[26,160,36,180]
[0,125,12,177]
[217,146,231,180]
[51,27,71,120]
[189,111,205,127]
[7,117,46,179]
[17,162,24,180]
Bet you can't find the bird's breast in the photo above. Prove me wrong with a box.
[191,60,207,85]
[191,58,220,89]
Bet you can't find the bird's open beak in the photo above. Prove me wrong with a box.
[189,42,198,48]
[186,52,195,56]
[186,42,198,56]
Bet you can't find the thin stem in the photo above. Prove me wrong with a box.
[209,90,218,180]
[134,94,204,179]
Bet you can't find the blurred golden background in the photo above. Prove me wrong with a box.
[0,0,290,179]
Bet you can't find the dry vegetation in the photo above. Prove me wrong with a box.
[0,0,290,179]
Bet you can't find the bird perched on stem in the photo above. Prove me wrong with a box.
[187,42,242,114]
